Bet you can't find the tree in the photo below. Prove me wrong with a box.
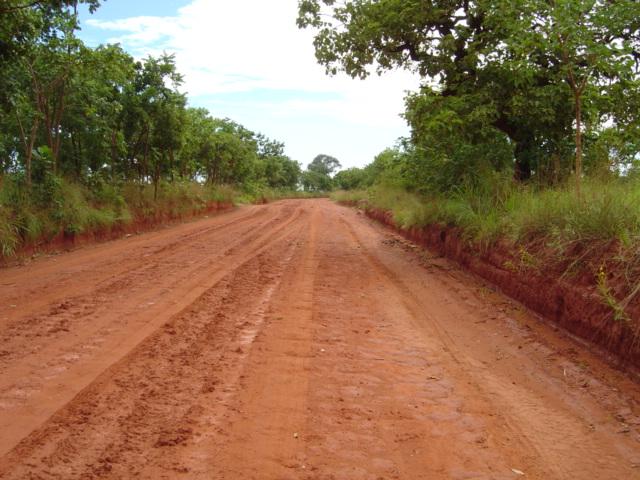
[297,1,577,183]
[301,154,341,191]
[181,107,215,180]
[497,0,640,193]
[1,0,109,185]
[209,119,258,185]
[334,167,366,190]
[258,154,301,189]
[298,0,640,189]
[253,133,301,189]
[255,133,285,159]
[0,1,101,72]
[120,53,186,195]
[0,1,101,15]
[363,148,404,185]
[60,44,135,180]
[308,154,341,176]
[0,0,299,214]
[13,12,79,181]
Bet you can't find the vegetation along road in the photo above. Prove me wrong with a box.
[0,199,637,479]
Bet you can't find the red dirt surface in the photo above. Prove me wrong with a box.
[0,199,639,479]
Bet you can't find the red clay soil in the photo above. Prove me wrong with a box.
[363,207,640,368]
[8,201,234,264]
[0,199,639,479]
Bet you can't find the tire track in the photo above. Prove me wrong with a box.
[0,200,639,479]
[0,201,307,458]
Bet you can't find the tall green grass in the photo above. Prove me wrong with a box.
[236,186,328,204]
[0,175,238,258]
[333,178,640,249]
[334,178,640,323]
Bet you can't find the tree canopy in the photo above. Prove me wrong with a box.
[302,154,341,191]
[298,0,640,190]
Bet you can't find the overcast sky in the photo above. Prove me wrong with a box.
[78,0,420,169]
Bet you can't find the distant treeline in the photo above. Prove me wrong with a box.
[0,0,301,196]
[0,1,321,257]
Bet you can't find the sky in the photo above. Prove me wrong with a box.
[77,0,421,169]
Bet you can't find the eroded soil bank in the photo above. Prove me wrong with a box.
[362,206,640,368]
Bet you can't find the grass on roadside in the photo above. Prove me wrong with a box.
[333,178,640,250]
[333,177,640,332]
[237,186,328,204]
[0,175,238,258]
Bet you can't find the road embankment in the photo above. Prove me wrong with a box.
[359,205,640,369]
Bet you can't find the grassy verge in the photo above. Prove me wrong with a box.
[333,179,640,249]
[333,179,640,323]
[0,175,237,259]
[235,186,328,204]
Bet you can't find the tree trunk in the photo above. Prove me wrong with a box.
[111,130,118,176]
[514,138,533,182]
[51,84,66,175]
[15,111,39,188]
[552,152,560,186]
[71,133,81,179]
[142,127,149,183]
[26,124,37,187]
[574,92,582,196]
[153,162,160,201]
[206,160,213,185]
[169,148,175,182]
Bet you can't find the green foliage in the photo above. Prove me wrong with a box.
[404,90,515,193]
[301,169,332,192]
[238,186,326,205]
[307,154,341,176]
[298,0,640,185]
[1,3,304,189]
[334,168,367,190]
[301,154,342,192]
[0,206,20,257]
[0,172,245,257]
[502,181,640,248]
[330,189,369,204]
[597,265,630,323]
[494,0,640,191]
[0,1,309,259]
[343,177,640,253]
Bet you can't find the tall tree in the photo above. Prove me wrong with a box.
[496,0,640,193]
[308,154,341,176]
[0,0,299,205]
[298,0,638,185]
[302,154,341,191]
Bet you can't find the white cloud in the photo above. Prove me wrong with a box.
[86,0,421,167]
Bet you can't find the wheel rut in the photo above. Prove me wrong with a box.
[0,199,638,479]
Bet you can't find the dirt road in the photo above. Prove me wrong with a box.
[0,199,639,479]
